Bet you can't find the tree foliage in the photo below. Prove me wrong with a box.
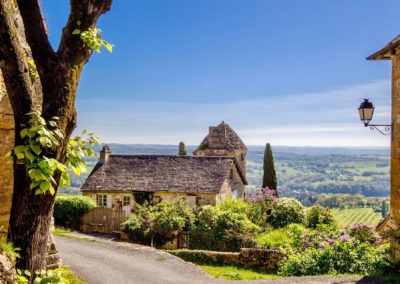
[178,141,187,156]
[262,143,277,192]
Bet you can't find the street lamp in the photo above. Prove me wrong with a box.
[358,98,391,135]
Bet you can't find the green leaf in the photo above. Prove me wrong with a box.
[72,29,81,35]
[16,152,24,160]
[29,169,43,181]
[20,128,29,138]
[29,144,42,155]
[30,180,40,190]
[72,166,81,176]
[103,41,113,53]
[48,186,55,195]
[39,180,50,191]
[25,151,34,163]
[14,145,25,154]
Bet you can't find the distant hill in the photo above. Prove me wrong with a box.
[61,144,390,198]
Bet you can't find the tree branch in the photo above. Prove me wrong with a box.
[16,0,55,79]
[57,0,113,64]
[0,0,39,118]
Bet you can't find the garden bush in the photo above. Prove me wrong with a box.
[305,205,337,229]
[189,205,258,252]
[54,195,95,228]
[245,188,277,227]
[268,198,305,228]
[123,197,194,246]
[279,241,392,276]
[256,224,305,253]
[348,223,381,245]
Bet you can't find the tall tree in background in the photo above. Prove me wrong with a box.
[0,0,113,274]
[382,200,388,218]
[179,141,187,156]
[263,143,277,193]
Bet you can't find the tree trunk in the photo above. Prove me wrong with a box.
[0,0,113,276]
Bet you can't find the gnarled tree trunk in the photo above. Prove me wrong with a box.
[0,0,113,275]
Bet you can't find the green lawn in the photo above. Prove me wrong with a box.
[331,208,383,228]
[198,265,277,281]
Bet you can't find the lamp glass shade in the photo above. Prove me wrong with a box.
[358,99,374,126]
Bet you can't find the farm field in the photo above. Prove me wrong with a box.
[331,208,383,228]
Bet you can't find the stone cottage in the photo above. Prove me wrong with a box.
[81,122,248,216]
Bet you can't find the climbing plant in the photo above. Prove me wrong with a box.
[9,111,99,195]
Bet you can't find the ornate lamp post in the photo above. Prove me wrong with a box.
[357,98,391,135]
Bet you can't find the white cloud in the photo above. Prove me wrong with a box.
[75,79,391,147]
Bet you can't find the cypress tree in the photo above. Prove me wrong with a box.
[381,200,388,218]
[263,143,277,192]
[179,142,187,156]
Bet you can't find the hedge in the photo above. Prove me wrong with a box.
[54,195,95,229]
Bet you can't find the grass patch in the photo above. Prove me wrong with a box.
[331,208,383,228]
[198,265,277,281]
[53,227,72,237]
[54,227,97,242]
[50,265,86,284]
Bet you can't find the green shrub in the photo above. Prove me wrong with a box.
[123,196,194,246]
[268,198,305,228]
[305,206,337,229]
[54,195,95,228]
[279,241,392,276]
[256,224,305,253]
[189,205,258,252]
[348,223,380,245]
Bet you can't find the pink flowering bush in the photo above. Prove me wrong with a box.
[348,223,381,245]
[245,187,277,227]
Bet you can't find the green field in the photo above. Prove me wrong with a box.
[331,208,383,228]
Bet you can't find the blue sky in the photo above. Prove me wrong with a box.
[41,1,400,146]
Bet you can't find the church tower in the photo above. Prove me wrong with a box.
[193,121,247,177]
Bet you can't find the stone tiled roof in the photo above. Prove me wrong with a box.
[81,155,247,193]
[196,122,247,151]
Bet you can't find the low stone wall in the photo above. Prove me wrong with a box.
[169,248,286,271]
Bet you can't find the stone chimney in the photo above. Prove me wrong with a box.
[100,145,112,163]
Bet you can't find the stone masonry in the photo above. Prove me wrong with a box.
[368,36,400,262]
[0,70,14,231]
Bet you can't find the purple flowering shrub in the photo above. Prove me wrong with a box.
[245,187,277,227]
[348,223,381,245]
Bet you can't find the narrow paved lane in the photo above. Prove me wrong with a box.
[55,236,215,284]
[56,236,387,284]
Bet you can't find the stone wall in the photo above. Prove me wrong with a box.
[0,71,15,231]
[169,248,286,271]
[390,50,400,260]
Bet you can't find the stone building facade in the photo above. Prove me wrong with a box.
[0,71,14,231]
[194,121,247,177]
[368,35,400,261]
